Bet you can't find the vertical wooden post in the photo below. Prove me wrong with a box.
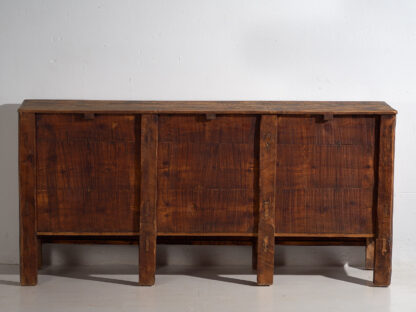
[257,115,277,286]
[374,115,395,286]
[139,114,158,286]
[19,112,38,286]
[365,238,374,270]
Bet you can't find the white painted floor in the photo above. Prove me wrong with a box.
[0,264,415,312]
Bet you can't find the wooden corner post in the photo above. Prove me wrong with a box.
[373,115,396,286]
[139,114,158,286]
[257,115,278,285]
[19,112,38,285]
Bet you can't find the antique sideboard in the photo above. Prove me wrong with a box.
[18,100,396,286]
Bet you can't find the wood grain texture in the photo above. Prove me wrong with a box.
[374,115,395,286]
[139,114,158,286]
[36,114,139,233]
[257,115,278,286]
[39,235,367,246]
[18,100,397,287]
[19,100,397,115]
[157,115,258,234]
[275,116,376,235]
[365,238,375,270]
[19,112,38,285]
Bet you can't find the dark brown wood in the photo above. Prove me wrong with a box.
[18,101,397,287]
[19,112,38,285]
[257,115,278,285]
[157,115,258,234]
[36,114,139,233]
[365,238,375,269]
[139,114,158,286]
[39,235,366,246]
[374,115,395,286]
[206,113,216,120]
[275,116,375,235]
[19,100,397,115]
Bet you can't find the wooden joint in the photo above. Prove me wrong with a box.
[83,113,95,120]
[322,113,333,122]
[206,113,216,120]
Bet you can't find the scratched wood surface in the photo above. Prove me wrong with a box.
[374,115,395,286]
[19,100,397,287]
[19,112,38,285]
[139,115,158,286]
[19,100,397,114]
[36,114,139,233]
[257,115,278,285]
[274,116,376,235]
[157,115,259,234]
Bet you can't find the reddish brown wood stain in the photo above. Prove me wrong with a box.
[275,116,375,235]
[36,114,139,233]
[157,115,258,234]
[18,101,396,287]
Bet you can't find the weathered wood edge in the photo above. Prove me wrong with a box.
[373,115,395,286]
[257,115,278,286]
[19,112,38,285]
[139,114,158,286]
[365,238,375,270]
[19,100,397,114]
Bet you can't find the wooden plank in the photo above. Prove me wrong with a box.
[19,112,38,285]
[37,232,141,236]
[257,115,278,285]
[19,100,397,115]
[275,116,376,235]
[139,114,158,286]
[39,236,366,246]
[374,115,395,286]
[157,115,257,234]
[365,238,375,269]
[275,233,374,238]
[36,114,138,233]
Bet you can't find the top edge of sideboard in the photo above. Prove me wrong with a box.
[18,100,397,114]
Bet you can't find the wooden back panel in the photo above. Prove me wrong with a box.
[157,115,259,234]
[275,116,376,234]
[36,114,140,233]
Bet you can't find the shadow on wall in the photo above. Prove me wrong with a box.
[0,104,20,265]
[0,103,365,267]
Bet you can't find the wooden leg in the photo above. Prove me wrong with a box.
[252,240,257,270]
[19,112,38,286]
[257,115,277,286]
[365,238,374,270]
[374,238,392,286]
[139,114,158,286]
[373,115,395,287]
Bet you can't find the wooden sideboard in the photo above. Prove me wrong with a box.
[18,100,396,286]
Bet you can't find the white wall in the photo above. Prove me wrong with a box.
[1,0,415,268]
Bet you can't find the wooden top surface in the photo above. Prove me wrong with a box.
[19,100,397,114]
